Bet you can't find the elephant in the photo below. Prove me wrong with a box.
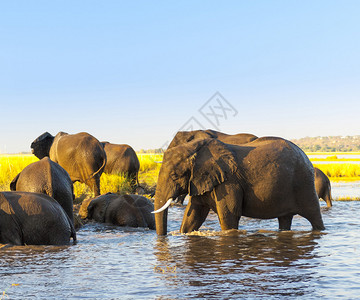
[79,193,155,229]
[168,130,258,205]
[31,132,107,196]
[0,191,76,245]
[314,167,333,207]
[153,136,325,235]
[10,157,75,225]
[168,129,258,149]
[101,142,140,187]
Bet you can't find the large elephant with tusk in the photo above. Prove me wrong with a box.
[168,129,258,205]
[153,136,325,235]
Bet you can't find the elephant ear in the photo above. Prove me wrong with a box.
[10,173,20,191]
[87,201,97,220]
[87,198,108,222]
[31,132,54,159]
[31,132,53,147]
[188,139,237,196]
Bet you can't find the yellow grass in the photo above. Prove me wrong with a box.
[0,153,358,200]
[309,156,360,162]
[137,153,163,172]
[307,152,360,180]
[73,173,136,200]
[137,153,162,188]
[313,163,360,179]
[306,152,360,155]
[0,154,39,190]
[0,154,161,199]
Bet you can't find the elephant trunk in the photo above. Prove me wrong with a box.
[326,189,333,208]
[154,189,169,235]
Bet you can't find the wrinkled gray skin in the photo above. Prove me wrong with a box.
[31,132,107,196]
[168,130,258,205]
[0,191,76,245]
[314,167,333,207]
[10,157,75,225]
[101,142,140,187]
[79,193,155,229]
[154,137,325,235]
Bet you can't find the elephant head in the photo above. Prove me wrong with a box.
[167,130,258,150]
[167,130,214,149]
[87,198,108,222]
[31,132,54,159]
[80,195,113,222]
[154,138,237,235]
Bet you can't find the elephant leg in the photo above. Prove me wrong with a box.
[298,191,325,230]
[278,215,293,230]
[324,190,333,208]
[180,197,210,233]
[212,183,242,231]
[216,210,240,231]
[302,213,325,230]
[88,175,101,196]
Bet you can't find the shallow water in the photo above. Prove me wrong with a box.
[1,184,360,299]
[331,181,360,199]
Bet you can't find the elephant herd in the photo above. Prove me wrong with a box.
[0,131,147,245]
[0,129,333,246]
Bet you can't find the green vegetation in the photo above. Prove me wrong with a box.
[292,136,360,152]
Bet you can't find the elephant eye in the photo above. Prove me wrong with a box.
[170,172,179,180]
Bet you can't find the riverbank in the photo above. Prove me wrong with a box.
[0,152,359,199]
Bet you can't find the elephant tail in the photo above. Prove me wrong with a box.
[84,155,107,183]
[67,213,77,244]
[10,173,20,191]
[135,172,140,187]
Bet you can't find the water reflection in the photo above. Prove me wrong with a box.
[0,245,70,270]
[1,200,359,298]
[154,230,323,298]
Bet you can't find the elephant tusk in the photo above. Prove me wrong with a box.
[152,199,173,214]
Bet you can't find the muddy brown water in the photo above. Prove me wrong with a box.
[1,183,360,299]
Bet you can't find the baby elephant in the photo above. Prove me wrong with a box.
[79,193,155,229]
[314,167,333,207]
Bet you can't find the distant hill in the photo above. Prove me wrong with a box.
[291,136,360,152]
[137,136,360,153]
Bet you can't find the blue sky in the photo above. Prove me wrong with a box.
[1,1,359,153]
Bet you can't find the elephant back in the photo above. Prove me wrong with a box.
[51,132,107,183]
[103,143,139,175]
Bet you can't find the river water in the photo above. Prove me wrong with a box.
[1,183,360,299]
